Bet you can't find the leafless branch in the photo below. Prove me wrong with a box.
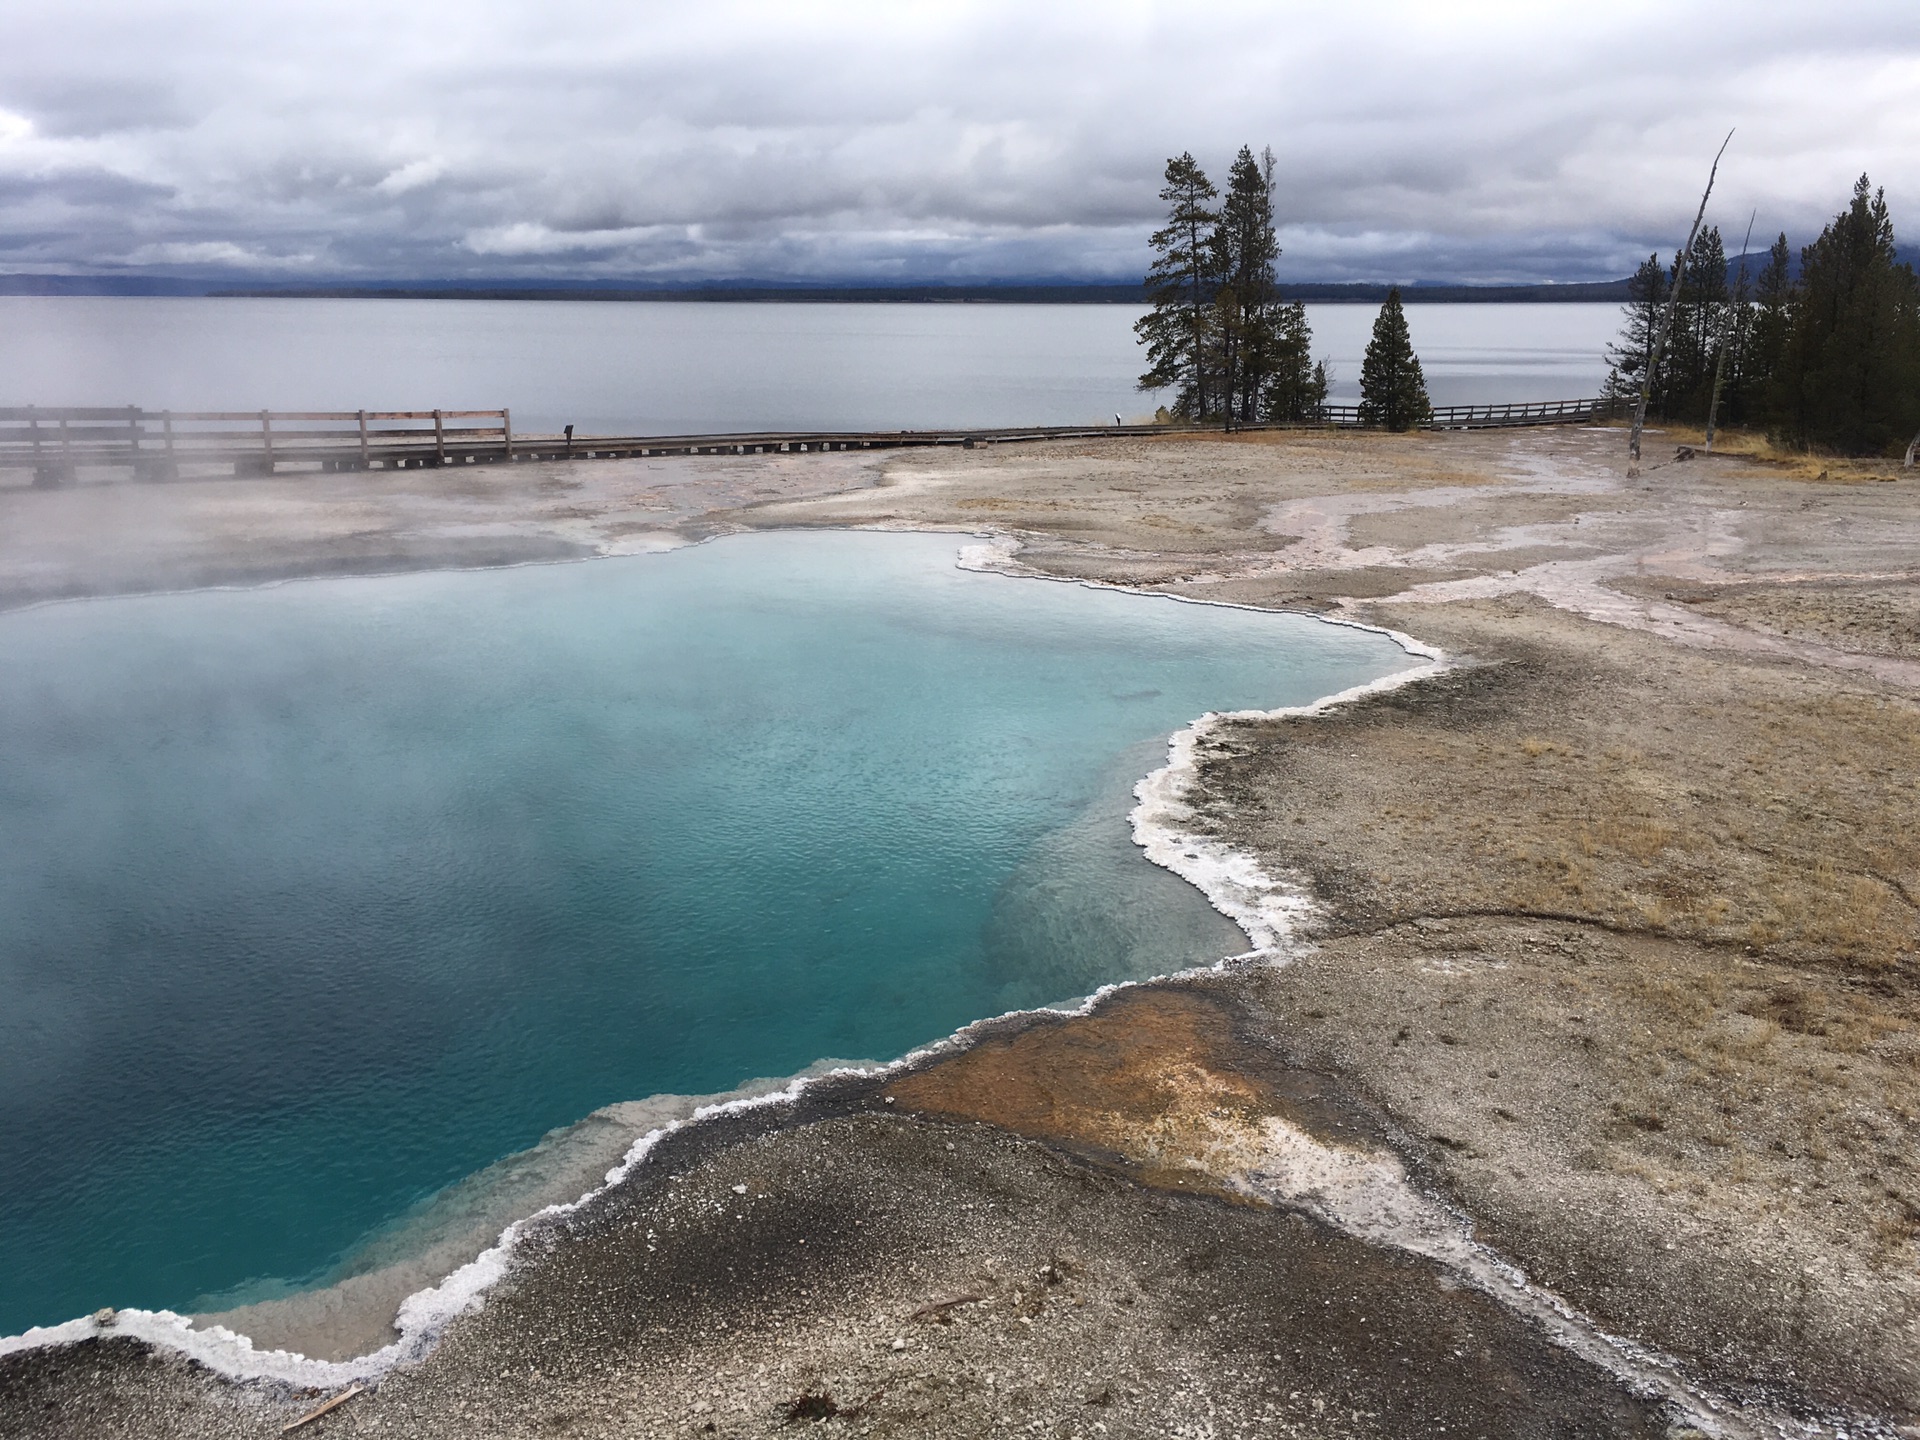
[1628,129,1734,475]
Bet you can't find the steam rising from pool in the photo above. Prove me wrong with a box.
[0,530,1414,1336]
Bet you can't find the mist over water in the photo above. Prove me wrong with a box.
[0,532,1412,1335]
[0,298,1619,432]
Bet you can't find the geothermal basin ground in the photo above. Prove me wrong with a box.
[1,423,1917,1439]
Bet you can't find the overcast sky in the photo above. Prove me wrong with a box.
[2,0,1916,285]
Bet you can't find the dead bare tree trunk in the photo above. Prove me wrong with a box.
[1629,130,1734,477]
[1703,209,1756,454]
[1906,427,1919,469]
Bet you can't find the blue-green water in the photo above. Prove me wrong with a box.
[0,531,1410,1335]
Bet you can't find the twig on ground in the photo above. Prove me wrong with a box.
[282,1382,366,1433]
[908,1292,988,1322]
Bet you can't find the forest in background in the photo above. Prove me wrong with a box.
[1607,175,1920,457]
[1137,149,1920,459]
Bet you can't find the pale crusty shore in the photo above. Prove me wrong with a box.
[2,426,1916,1438]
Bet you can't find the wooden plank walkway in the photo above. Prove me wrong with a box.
[0,399,1624,486]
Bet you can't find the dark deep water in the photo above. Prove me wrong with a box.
[0,530,1414,1334]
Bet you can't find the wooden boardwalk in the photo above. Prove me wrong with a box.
[0,407,516,485]
[0,398,1623,486]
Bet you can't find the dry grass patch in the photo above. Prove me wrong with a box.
[1649,424,1908,483]
[1200,635,1920,974]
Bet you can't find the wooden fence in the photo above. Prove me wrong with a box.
[0,407,511,485]
[1315,396,1624,430]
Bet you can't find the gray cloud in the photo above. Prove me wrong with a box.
[1,0,1916,283]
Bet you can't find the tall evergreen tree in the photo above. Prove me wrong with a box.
[1258,301,1326,422]
[1745,234,1794,405]
[1771,176,1920,455]
[1670,225,1728,418]
[1604,254,1670,412]
[1706,227,1757,438]
[1214,145,1281,424]
[1135,154,1222,419]
[1358,288,1430,432]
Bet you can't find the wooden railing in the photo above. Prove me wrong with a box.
[1315,396,1624,430]
[0,396,1632,486]
[0,407,511,485]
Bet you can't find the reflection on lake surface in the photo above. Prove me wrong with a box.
[0,297,1621,433]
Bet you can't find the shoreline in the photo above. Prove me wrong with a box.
[0,542,1808,1434]
[0,538,1441,1380]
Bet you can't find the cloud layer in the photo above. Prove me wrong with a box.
[2,0,1916,283]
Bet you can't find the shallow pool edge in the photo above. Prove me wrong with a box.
[0,529,1448,1388]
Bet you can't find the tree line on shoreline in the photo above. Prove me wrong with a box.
[1134,149,1431,431]
[1139,153,1918,457]
[1608,175,1920,458]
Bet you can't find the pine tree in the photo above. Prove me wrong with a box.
[1771,176,1920,455]
[1708,237,1757,435]
[1135,154,1222,419]
[1214,145,1281,424]
[1258,301,1324,422]
[1358,288,1430,432]
[1309,359,1330,413]
[1604,254,1670,412]
[1670,225,1728,419]
[1745,234,1794,406]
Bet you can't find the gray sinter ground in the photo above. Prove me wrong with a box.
[5,1072,1669,1440]
[4,424,1919,1437]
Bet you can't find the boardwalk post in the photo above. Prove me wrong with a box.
[357,410,369,469]
[155,410,177,480]
[502,408,512,463]
[28,406,59,488]
[260,411,276,473]
[127,406,141,464]
[434,409,445,466]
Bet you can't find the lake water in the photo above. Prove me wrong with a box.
[0,532,1415,1336]
[0,297,1622,434]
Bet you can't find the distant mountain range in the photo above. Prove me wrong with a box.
[3,251,1914,301]
[1697,245,1918,282]
[0,274,218,296]
[0,275,1639,303]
